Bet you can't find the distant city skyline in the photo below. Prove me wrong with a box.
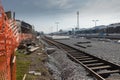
[2,0,120,33]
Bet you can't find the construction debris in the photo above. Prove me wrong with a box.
[46,47,56,54]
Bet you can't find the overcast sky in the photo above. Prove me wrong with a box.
[2,0,120,33]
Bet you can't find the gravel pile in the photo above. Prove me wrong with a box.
[46,48,93,80]
[56,37,120,65]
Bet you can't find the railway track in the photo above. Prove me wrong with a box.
[42,37,120,80]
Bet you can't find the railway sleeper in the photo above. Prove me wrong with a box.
[97,70,120,78]
[67,50,79,53]
[90,65,111,70]
[98,70,120,75]
[71,54,86,57]
[69,53,84,55]
[44,37,120,80]
[86,63,104,67]
[81,60,98,64]
[75,56,90,59]
[78,58,93,61]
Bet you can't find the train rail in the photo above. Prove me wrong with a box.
[42,36,120,80]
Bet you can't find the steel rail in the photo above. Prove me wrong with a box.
[42,36,120,80]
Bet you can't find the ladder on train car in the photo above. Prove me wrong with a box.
[0,2,19,80]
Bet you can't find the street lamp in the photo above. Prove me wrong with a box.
[92,20,99,27]
[55,22,59,32]
[91,20,99,35]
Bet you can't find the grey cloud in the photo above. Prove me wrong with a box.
[3,0,88,15]
[3,0,120,33]
[82,0,120,15]
[3,0,120,16]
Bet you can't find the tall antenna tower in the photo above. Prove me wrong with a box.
[77,11,79,29]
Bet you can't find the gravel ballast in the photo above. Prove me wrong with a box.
[56,37,120,65]
[46,48,93,80]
